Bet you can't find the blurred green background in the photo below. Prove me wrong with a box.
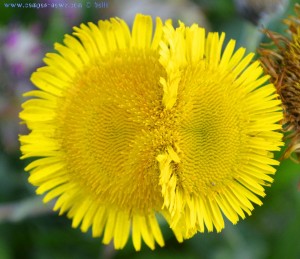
[0,0,299,258]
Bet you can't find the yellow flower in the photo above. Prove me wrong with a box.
[20,14,283,250]
[259,4,300,162]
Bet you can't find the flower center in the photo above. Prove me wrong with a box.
[56,50,244,214]
[57,50,169,214]
[176,65,242,195]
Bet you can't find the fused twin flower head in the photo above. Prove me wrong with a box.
[19,14,283,250]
